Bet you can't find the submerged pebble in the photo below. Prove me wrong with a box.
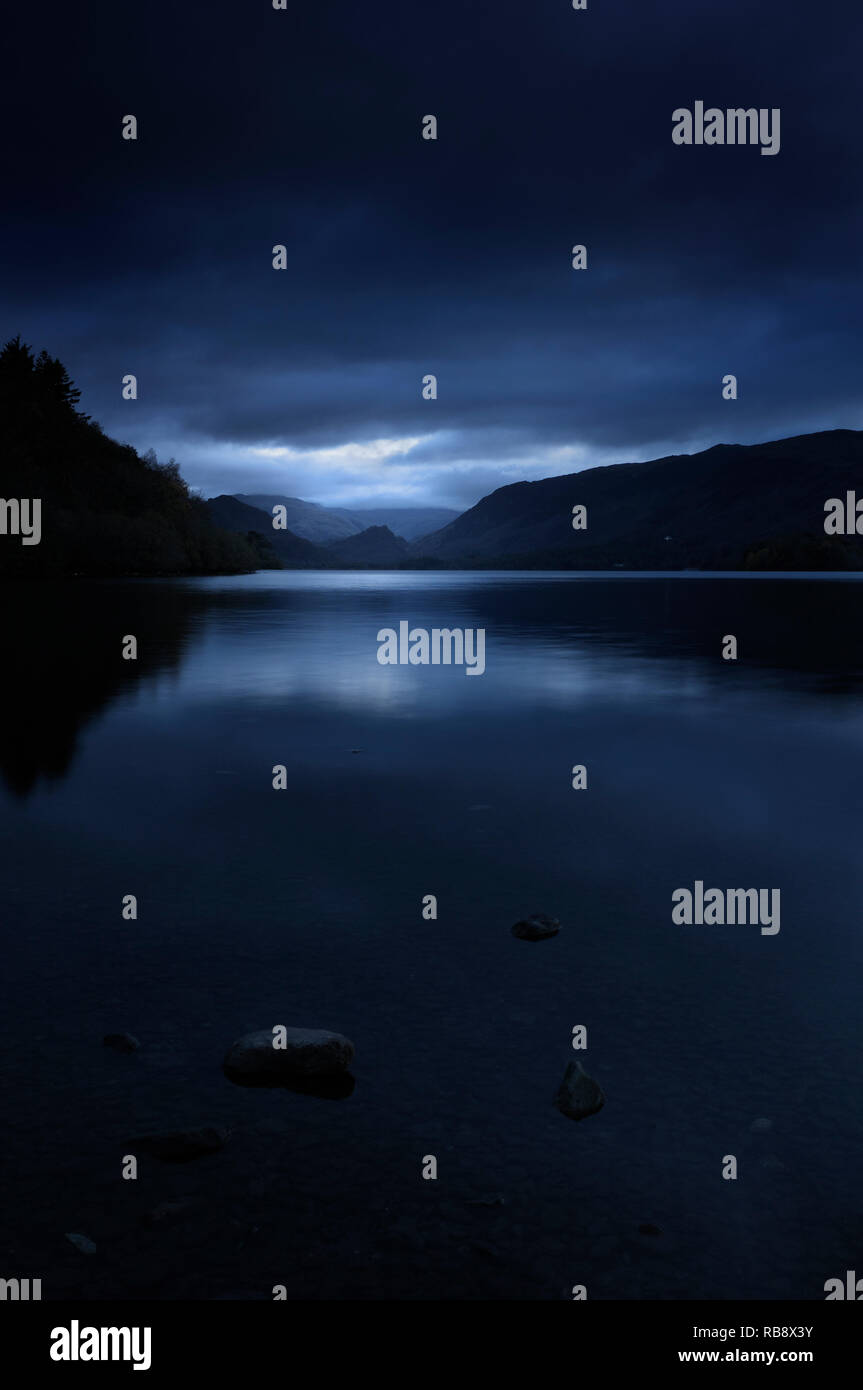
[511,913,560,941]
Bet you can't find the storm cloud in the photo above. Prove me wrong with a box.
[2,0,860,507]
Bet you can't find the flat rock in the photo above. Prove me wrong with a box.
[223,1027,355,1082]
[638,1222,663,1237]
[103,1032,140,1053]
[553,1060,605,1120]
[511,913,560,941]
[135,1126,229,1162]
[466,1242,501,1261]
[145,1201,194,1226]
[65,1232,97,1255]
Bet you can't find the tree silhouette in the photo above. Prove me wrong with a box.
[33,348,87,418]
[0,337,269,578]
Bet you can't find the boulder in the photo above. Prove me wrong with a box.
[145,1201,194,1227]
[223,1027,355,1083]
[103,1032,140,1053]
[638,1222,663,1237]
[65,1232,97,1255]
[553,1060,604,1120]
[135,1126,229,1162]
[511,913,559,941]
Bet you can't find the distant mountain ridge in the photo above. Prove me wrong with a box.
[410,429,863,570]
[9,338,859,578]
[233,494,460,543]
[324,525,408,565]
[206,503,412,568]
[205,496,330,567]
[212,430,863,571]
[346,507,462,540]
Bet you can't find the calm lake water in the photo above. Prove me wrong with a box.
[1,571,862,1300]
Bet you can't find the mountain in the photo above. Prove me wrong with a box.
[0,337,264,578]
[6,338,857,579]
[342,507,461,540]
[324,525,409,566]
[411,430,863,569]
[234,495,461,543]
[234,495,361,543]
[205,495,331,567]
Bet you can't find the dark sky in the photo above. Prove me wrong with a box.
[3,0,861,509]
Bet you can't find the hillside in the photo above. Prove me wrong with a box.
[324,525,409,566]
[234,494,360,543]
[411,430,863,569]
[205,495,330,567]
[0,338,265,578]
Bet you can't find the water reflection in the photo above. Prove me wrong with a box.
[2,572,862,796]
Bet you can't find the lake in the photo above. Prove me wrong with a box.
[1,571,861,1300]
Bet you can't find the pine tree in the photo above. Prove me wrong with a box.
[34,349,87,418]
[0,335,36,406]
